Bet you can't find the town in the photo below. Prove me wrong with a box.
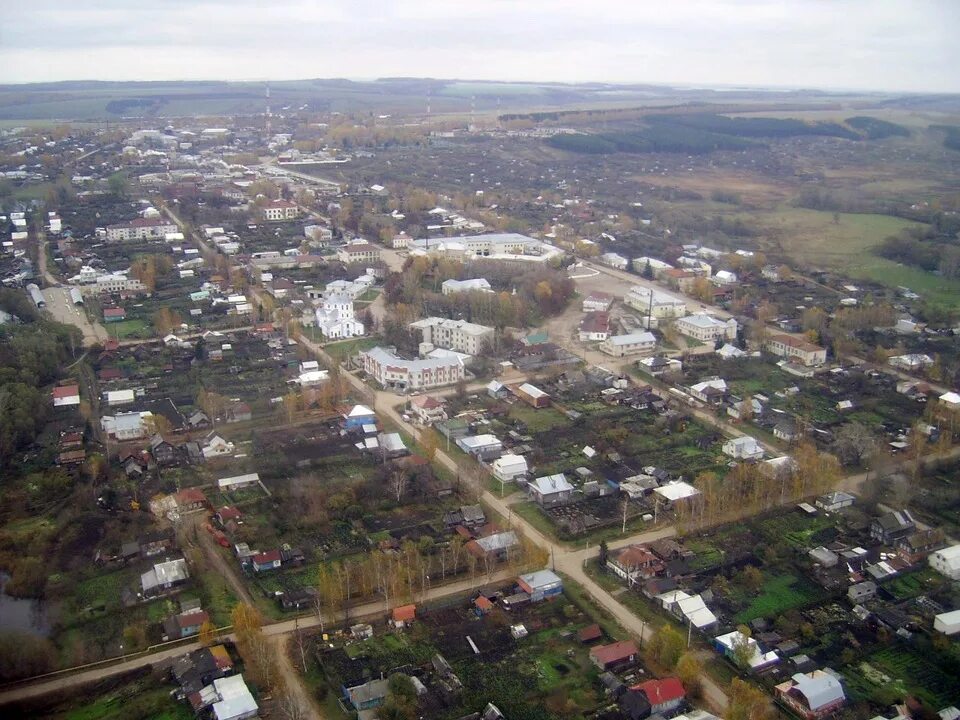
[1,74,960,720]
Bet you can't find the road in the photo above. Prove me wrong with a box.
[41,285,109,347]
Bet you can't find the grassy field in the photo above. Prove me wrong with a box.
[733,573,820,623]
[507,404,570,433]
[104,318,150,339]
[322,335,380,361]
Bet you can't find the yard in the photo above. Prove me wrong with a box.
[731,574,820,624]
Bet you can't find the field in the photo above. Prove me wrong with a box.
[844,644,960,708]
[732,574,820,623]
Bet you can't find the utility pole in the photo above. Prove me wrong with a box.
[687,621,693,648]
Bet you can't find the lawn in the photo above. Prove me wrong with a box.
[507,404,570,433]
[103,318,150,339]
[323,336,381,361]
[733,573,820,623]
[52,680,193,720]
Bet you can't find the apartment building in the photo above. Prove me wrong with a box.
[409,317,494,355]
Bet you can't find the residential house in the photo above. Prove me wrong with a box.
[52,384,80,407]
[218,473,260,492]
[201,675,258,720]
[149,434,178,466]
[466,531,519,562]
[929,545,960,579]
[164,609,210,640]
[639,355,683,376]
[491,454,528,483]
[392,604,416,627]
[343,404,376,429]
[172,645,234,695]
[773,417,799,443]
[816,491,855,512]
[934,609,960,636]
[607,545,663,585]
[252,550,282,572]
[511,382,551,408]
[225,402,252,424]
[889,354,933,371]
[528,474,574,507]
[141,557,189,597]
[346,678,390,712]
[202,433,235,459]
[409,395,447,425]
[939,391,960,410]
[619,689,651,720]
[634,678,686,715]
[456,434,503,461]
[689,378,728,404]
[517,570,563,602]
[775,671,846,720]
[896,529,945,564]
[870,510,916,545]
[714,631,780,671]
[600,332,657,357]
[101,411,151,441]
[722,436,765,461]
[674,313,738,343]
[579,312,610,342]
[590,640,639,670]
[847,581,877,603]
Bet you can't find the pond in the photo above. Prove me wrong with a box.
[0,573,55,637]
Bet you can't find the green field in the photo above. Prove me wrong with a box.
[104,318,150,339]
[733,574,820,623]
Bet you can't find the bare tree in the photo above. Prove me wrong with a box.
[390,468,408,503]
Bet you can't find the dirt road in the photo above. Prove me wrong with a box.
[42,285,109,347]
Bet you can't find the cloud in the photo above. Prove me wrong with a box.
[0,0,956,92]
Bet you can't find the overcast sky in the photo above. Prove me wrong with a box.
[1,0,957,92]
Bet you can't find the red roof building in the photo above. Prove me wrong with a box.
[589,640,639,670]
[632,678,686,714]
[392,604,416,624]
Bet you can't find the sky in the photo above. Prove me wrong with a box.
[0,0,957,93]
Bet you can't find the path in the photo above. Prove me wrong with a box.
[273,634,322,720]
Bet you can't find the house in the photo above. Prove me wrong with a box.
[688,378,728,404]
[187,410,211,429]
[346,677,390,712]
[674,313,738,343]
[600,332,657,357]
[456,434,503,461]
[409,395,447,425]
[103,307,126,323]
[765,334,827,366]
[410,316,494,354]
[172,645,234,695]
[101,411,151,441]
[203,675,258,720]
[487,379,508,399]
[773,417,799,442]
[896,528,945,564]
[261,199,299,221]
[164,609,209,640]
[582,292,614,312]
[149,434,178,466]
[215,506,242,527]
[511,382,551,408]
[722,436,765,461]
[218,473,260,492]
[517,570,563,601]
[619,688,652,720]
[343,404,376,430]
[716,343,747,360]
[673,593,718,629]
[889,354,933,371]
[492,454,528,483]
[441,278,493,295]
[633,678,686,715]
[714,631,780,671]
[252,550,282,572]
[929,545,960,579]
[590,640,639,670]
[392,604,416,627]
[809,546,839,568]
[466,531,519,561]
[578,624,603,644]
[52,384,80,407]
[639,355,683,376]
[870,510,916,544]
[141,557,189,597]
[361,347,465,390]
[337,240,380,264]
[939,391,960,410]
[847,581,877,603]
[579,312,611,342]
[202,433,235,459]
[225,402,252,424]
[528,474,574,507]
[934,609,960,636]
[816,491,855,512]
[775,671,846,720]
[607,545,663,585]
[600,252,629,270]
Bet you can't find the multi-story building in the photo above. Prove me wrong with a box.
[599,331,657,357]
[625,286,689,320]
[337,241,381,264]
[361,347,465,390]
[409,317,494,355]
[79,274,149,296]
[674,313,738,343]
[106,217,178,242]
[441,278,493,295]
[765,334,827,367]
[411,233,562,263]
[261,199,299,221]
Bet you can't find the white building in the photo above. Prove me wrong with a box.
[412,233,561,263]
[315,292,364,339]
[600,332,657,357]
[765,334,827,367]
[929,545,960,580]
[674,313,738,343]
[492,454,528,483]
[939,392,960,410]
[101,411,152,441]
[361,347,464,390]
[934,609,960,636]
[625,286,689,320]
[106,217,177,242]
[889,354,934,371]
[441,278,493,295]
[600,252,629,270]
[632,257,673,275]
[337,241,381,264]
[261,199,299,221]
[409,317,494,355]
[722,436,765,461]
[391,231,412,249]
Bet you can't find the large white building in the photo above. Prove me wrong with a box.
[78,273,148,296]
[441,278,493,295]
[409,317,494,355]
[106,217,178,243]
[261,199,299,221]
[674,313,738,343]
[624,286,689,321]
[599,332,657,357]
[929,545,960,580]
[315,292,364,339]
[411,233,562,263]
[361,346,465,390]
